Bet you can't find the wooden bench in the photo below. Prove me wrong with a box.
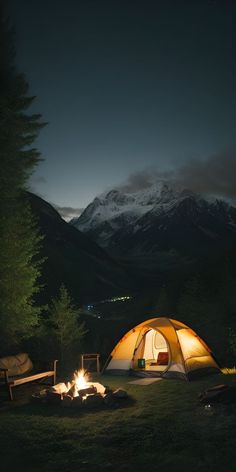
[0,354,58,401]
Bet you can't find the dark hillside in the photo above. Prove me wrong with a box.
[27,192,132,304]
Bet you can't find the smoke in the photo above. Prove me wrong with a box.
[54,205,84,222]
[119,148,236,203]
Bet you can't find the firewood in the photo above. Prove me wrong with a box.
[50,382,68,394]
[67,384,77,397]
[78,385,97,398]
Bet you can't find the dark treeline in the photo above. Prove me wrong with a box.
[0,3,86,368]
[0,2,44,352]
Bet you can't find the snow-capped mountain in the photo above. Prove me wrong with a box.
[71,182,236,258]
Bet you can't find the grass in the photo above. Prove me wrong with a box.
[1,372,236,472]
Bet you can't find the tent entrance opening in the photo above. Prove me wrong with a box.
[133,329,169,372]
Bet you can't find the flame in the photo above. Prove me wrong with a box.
[53,369,91,398]
[74,369,89,393]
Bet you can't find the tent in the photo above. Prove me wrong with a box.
[104,317,220,380]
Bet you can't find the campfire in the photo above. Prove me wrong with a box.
[33,369,128,409]
[57,369,104,397]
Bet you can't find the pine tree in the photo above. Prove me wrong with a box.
[0,4,45,352]
[48,285,87,365]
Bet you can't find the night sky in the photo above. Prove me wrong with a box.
[7,0,236,218]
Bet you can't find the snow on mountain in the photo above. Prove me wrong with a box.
[71,181,236,257]
[73,183,192,230]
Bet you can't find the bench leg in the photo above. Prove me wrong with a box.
[3,370,13,400]
[53,360,57,385]
[8,384,13,401]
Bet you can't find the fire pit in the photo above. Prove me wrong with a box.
[32,369,128,409]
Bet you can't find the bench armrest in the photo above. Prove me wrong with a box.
[49,360,58,373]
[49,359,58,373]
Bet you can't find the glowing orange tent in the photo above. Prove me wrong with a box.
[104,317,220,380]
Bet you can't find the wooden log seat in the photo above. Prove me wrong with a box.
[0,353,58,400]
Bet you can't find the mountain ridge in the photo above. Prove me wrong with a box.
[71,182,236,258]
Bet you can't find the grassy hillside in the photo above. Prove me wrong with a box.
[1,373,236,471]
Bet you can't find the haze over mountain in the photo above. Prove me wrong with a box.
[71,181,236,260]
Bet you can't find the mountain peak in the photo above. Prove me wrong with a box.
[72,181,196,231]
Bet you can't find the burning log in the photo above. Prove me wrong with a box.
[89,382,106,395]
[78,385,97,398]
[67,383,77,397]
[50,383,68,395]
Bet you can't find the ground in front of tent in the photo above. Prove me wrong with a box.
[0,372,236,472]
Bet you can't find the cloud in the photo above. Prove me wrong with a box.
[118,148,236,203]
[118,168,167,192]
[54,205,84,222]
[171,148,236,200]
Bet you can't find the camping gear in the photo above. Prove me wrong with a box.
[199,384,236,404]
[103,317,220,380]
[138,358,146,368]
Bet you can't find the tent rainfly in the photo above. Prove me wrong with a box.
[104,317,220,380]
